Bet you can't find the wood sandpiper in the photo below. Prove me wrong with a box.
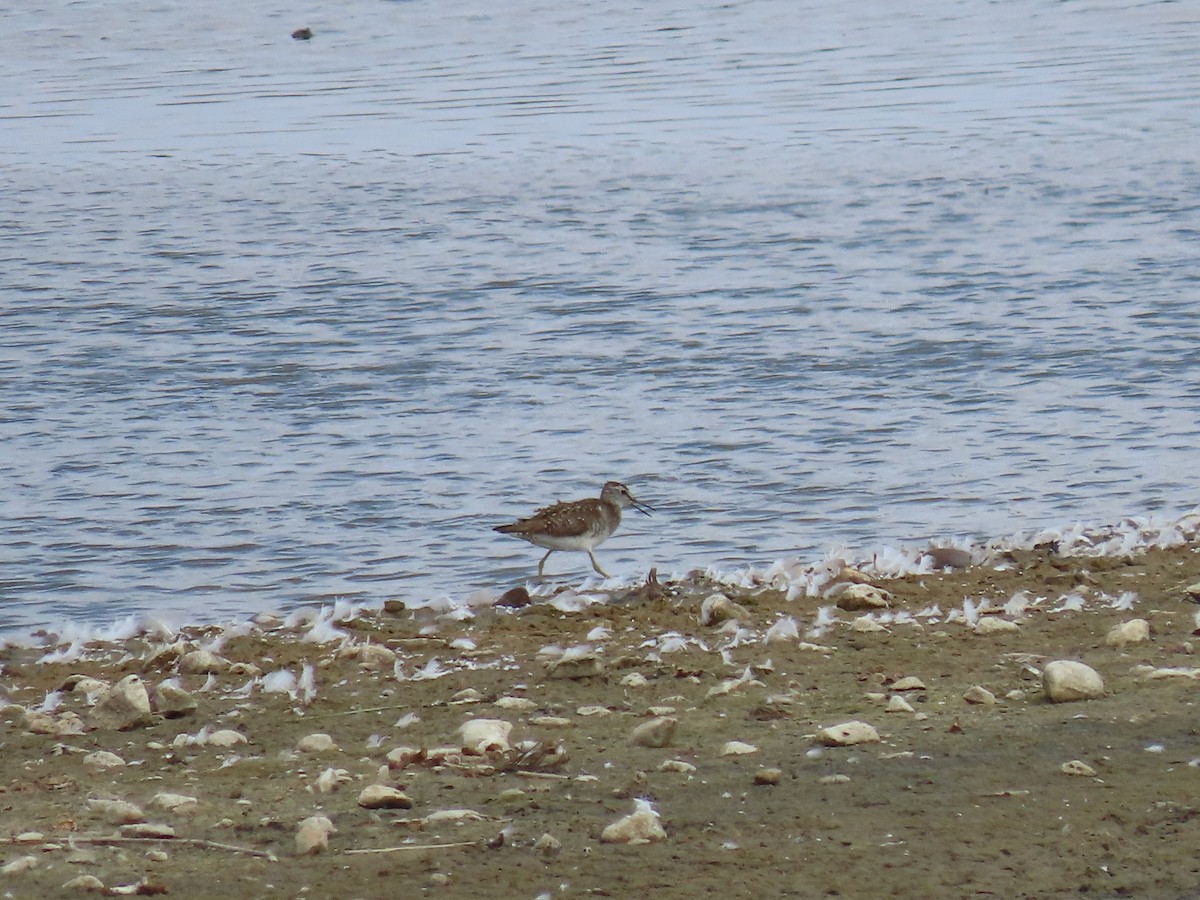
[494,481,652,578]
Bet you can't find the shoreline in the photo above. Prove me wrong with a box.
[2,509,1200,896]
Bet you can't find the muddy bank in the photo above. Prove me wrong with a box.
[2,541,1200,898]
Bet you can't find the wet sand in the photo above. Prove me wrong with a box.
[2,541,1199,898]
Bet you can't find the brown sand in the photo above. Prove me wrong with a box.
[2,544,1199,898]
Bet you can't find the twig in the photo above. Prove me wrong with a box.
[305,703,414,718]
[62,834,277,860]
[343,840,478,855]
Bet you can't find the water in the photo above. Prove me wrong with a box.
[3,0,1199,635]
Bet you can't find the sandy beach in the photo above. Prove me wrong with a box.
[3,522,1200,899]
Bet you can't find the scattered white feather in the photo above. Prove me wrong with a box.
[262,669,298,695]
[394,711,420,729]
[450,637,477,651]
[764,616,799,643]
[1051,593,1087,613]
[1107,591,1138,611]
[298,663,318,704]
[586,625,611,642]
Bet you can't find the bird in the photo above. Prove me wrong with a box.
[494,481,652,578]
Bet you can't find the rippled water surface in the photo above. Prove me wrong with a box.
[3,0,1199,634]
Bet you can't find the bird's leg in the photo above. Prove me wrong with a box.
[588,551,610,579]
[537,550,553,577]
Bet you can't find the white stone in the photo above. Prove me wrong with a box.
[974,618,1019,635]
[82,750,127,770]
[631,716,677,748]
[1043,660,1105,703]
[295,816,336,855]
[86,798,145,825]
[207,729,248,747]
[963,686,997,706]
[720,741,759,756]
[885,695,914,713]
[151,793,198,813]
[179,649,231,674]
[459,718,513,753]
[815,721,881,746]
[296,733,337,753]
[833,584,891,611]
[1061,760,1097,777]
[1105,619,1150,647]
[357,785,413,810]
[600,799,667,844]
[891,676,926,691]
[91,674,153,730]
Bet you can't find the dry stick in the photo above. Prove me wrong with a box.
[63,835,277,860]
[343,840,479,855]
[306,703,415,719]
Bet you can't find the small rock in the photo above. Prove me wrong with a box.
[295,816,336,855]
[600,799,666,844]
[296,733,338,753]
[699,593,750,626]
[833,584,891,611]
[1105,619,1150,648]
[533,832,562,858]
[82,750,127,770]
[545,653,604,679]
[753,767,782,785]
[291,27,314,41]
[851,616,886,632]
[357,785,413,810]
[658,759,697,774]
[493,696,537,711]
[61,874,105,891]
[815,721,880,746]
[818,774,851,785]
[1043,660,1105,703]
[385,746,423,769]
[459,719,513,753]
[14,832,44,843]
[619,672,649,688]
[86,798,146,825]
[974,618,1020,636]
[1061,760,1097,777]
[630,716,677,748]
[150,793,198,814]
[720,740,759,755]
[153,683,197,718]
[885,695,914,713]
[530,715,573,728]
[91,674,153,730]
[179,649,231,675]
[207,729,248,747]
[1,855,38,874]
[890,676,926,691]
[963,685,997,705]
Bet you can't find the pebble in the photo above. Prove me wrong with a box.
[357,785,414,810]
[630,716,677,748]
[658,759,697,774]
[91,674,153,730]
[150,793,198,814]
[699,594,750,626]
[1,855,39,874]
[62,874,105,891]
[815,721,881,746]
[600,799,667,844]
[493,696,537,711]
[620,672,650,688]
[890,676,926,691]
[295,815,336,855]
[963,686,997,705]
[296,733,338,753]
[1043,660,1105,702]
[459,718,513,753]
[753,767,782,785]
[207,729,248,747]
[153,683,197,718]
[179,649,232,674]
[885,695,914,713]
[385,746,423,769]
[87,798,146,824]
[545,653,604,679]
[817,774,851,785]
[530,715,573,728]
[82,750,127,770]
[974,618,1020,636]
[533,832,562,858]
[1105,619,1150,647]
[851,616,886,632]
[721,741,759,755]
[1061,760,1097,777]
[833,584,891,611]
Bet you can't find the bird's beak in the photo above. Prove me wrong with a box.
[632,499,653,516]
